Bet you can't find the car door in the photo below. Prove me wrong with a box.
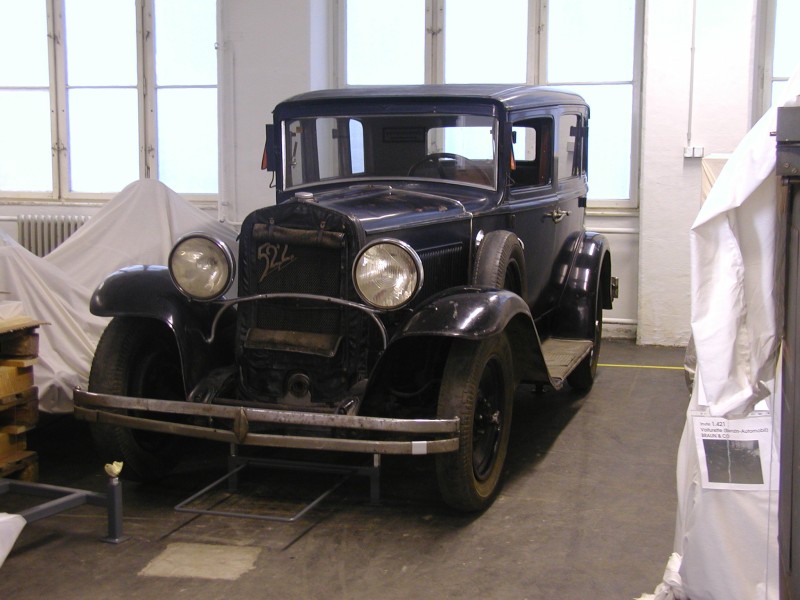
[505,115,559,320]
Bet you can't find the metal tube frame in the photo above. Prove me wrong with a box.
[174,443,382,523]
[0,476,127,544]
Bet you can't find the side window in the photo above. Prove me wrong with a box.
[510,118,553,188]
[557,114,585,180]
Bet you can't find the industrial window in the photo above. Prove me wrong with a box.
[0,0,218,201]
[545,0,637,203]
[443,0,528,84]
[768,0,799,106]
[342,0,643,207]
[345,0,425,85]
[753,0,800,120]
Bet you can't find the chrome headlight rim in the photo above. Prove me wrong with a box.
[169,233,236,302]
[352,238,424,310]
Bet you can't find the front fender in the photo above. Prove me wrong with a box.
[398,286,531,340]
[92,265,189,321]
[91,265,235,393]
[365,288,549,405]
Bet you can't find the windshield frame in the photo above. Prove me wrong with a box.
[278,105,501,193]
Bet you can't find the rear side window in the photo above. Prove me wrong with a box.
[557,114,586,180]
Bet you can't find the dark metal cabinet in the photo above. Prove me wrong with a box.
[778,105,800,600]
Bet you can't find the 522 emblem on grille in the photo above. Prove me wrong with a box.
[258,242,297,281]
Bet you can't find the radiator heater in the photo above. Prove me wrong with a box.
[16,214,90,257]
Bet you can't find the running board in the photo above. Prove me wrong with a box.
[540,338,593,389]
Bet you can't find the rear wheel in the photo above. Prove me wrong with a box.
[567,279,603,391]
[436,333,514,512]
[88,317,185,481]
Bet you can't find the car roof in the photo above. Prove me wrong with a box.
[275,84,586,113]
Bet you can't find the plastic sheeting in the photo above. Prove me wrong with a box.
[0,179,238,413]
[639,69,800,600]
[0,513,26,568]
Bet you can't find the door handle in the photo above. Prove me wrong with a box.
[544,207,571,223]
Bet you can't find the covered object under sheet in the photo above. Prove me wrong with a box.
[640,69,800,600]
[0,179,238,413]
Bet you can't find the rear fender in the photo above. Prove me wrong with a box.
[91,265,235,393]
[554,232,612,339]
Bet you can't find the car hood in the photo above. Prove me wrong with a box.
[286,185,484,234]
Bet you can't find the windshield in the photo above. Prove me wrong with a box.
[282,113,498,190]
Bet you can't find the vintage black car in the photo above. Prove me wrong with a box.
[74,85,614,512]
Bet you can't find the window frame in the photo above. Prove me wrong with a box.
[0,0,218,207]
[338,0,644,209]
[509,115,554,192]
[753,0,796,121]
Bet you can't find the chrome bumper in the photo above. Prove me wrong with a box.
[73,389,460,455]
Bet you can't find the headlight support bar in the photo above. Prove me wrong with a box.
[205,293,388,348]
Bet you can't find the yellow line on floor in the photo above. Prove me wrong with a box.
[599,363,685,371]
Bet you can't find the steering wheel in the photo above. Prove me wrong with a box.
[407,152,492,185]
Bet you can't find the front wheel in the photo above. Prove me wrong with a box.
[435,333,515,512]
[88,317,185,481]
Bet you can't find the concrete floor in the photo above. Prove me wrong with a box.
[0,340,688,599]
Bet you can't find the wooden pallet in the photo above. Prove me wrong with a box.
[0,387,39,480]
[0,450,38,481]
[0,359,35,399]
[0,387,39,428]
[0,317,42,481]
[0,317,42,359]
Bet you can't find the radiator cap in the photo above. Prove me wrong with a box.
[294,191,316,202]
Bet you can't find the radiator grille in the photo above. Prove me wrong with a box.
[236,203,368,404]
[17,214,90,257]
[255,241,343,335]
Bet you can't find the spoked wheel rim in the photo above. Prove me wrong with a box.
[472,359,504,482]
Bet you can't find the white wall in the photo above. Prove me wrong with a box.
[585,211,639,339]
[638,0,756,345]
[217,0,334,223]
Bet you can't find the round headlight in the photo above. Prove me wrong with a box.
[353,240,423,309]
[169,234,235,301]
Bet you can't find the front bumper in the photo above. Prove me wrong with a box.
[73,390,460,455]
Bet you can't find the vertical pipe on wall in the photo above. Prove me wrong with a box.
[686,0,698,148]
[216,0,236,224]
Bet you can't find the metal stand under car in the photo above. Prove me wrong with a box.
[0,467,127,544]
[174,443,382,523]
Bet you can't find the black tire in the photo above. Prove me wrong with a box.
[88,317,185,481]
[472,231,527,302]
[436,333,514,512]
[567,284,603,391]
